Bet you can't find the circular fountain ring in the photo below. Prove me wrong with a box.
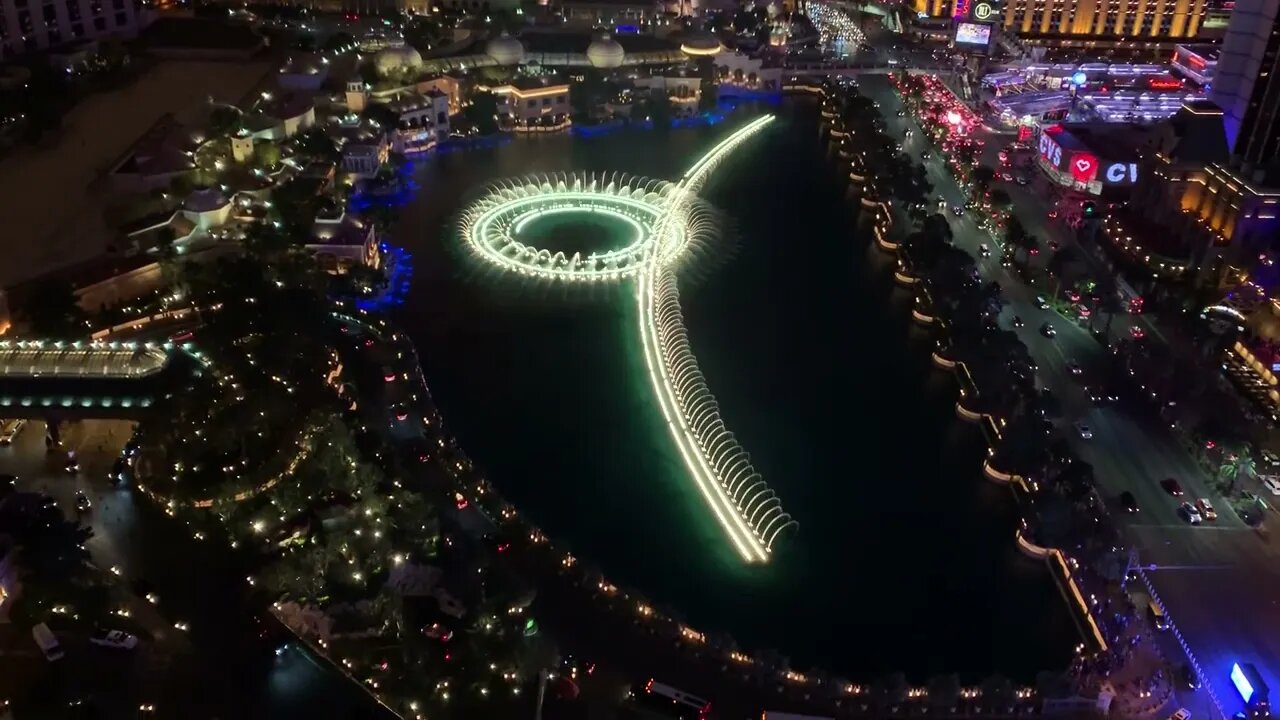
[459,174,687,283]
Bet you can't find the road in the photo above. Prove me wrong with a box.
[0,418,388,718]
[859,74,1280,719]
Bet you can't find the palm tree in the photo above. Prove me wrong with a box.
[971,165,996,198]
[21,279,88,339]
[989,188,1012,215]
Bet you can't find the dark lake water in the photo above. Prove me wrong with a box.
[391,96,1079,681]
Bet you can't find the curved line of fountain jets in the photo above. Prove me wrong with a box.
[650,270,797,553]
[641,114,797,562]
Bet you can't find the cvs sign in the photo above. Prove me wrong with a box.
[1038,132,1062,168]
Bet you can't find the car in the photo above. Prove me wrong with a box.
[108,457,128,486]
[1179,501,1202,524]
[1161,478,1185,496]
[1011,315,1024,328]
[896,109,906,117]
[122,438,140,458]
[1170,708,1192,720]
[1195,498,1217,521]
[74,493,91,513]
[1016,176,1030,186]
[1178,664,1201,690]
[1040,322,1056,338]
[1119,491,1139,513]
[1067,361,1083,376]
[1047,210,1059,219]
[950,205,965,216]
[1074,422,1092,439]
[390,403,409,422]
[1035,295,1050,309]
[0,419,27,445]
[90,629,138,650]
[382,367,398,382]
[921,150,932,160]
[64,454,80,474]
[1001,172,1013,182]
[978,243,990,257]
[1130,325,1146,339]
[1262,474,1280,496]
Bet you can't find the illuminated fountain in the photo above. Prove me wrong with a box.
[458,115,795,563]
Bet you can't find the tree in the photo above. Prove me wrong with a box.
[255,142,283,169]
[698,78,718,113]
[989,188,1012,214]
[464,91,500,135]
[323,31,355,53]
[208,105,243,137]
[1005,216,1038,266]
[971,165,996,197]
[21,279,88,338]
[294,128,339,163]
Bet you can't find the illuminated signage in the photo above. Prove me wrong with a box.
[1233,663,1256,703]
[1104,162,1140,184]
[953,0,971,18]
[1147,77,1183,90]
[1070,153,1098,183]
[972,1,996,20]
[1039,132,1062,168]
[954,22,992,46]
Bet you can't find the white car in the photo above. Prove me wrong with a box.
[1263,475,1280,496]
[1179,502,1202,525]
[0,418,25,445]
[1074,422,1092,439]
[90,629,138,650]
[1170,709,1192,720]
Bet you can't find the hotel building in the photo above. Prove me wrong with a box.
[0,0,140,57]
[913,0,1223,50]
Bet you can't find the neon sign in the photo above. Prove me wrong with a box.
[1104,162,1139,184]
[953,0,971,18]
[972,1,996,20]
[1233,663,1256,703]
[1147,78,1183,90]
[1039,132,1062,168]
[1069,153,1098,183]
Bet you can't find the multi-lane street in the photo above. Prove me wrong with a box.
[859,74,1280,718]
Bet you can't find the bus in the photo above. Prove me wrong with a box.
[32,623,63,661]
[635,679,712,719]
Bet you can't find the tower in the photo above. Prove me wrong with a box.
[346,79,368,113]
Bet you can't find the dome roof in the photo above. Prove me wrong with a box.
[587,34,626,69]
[374,45,423,76]
[679,31,723,57]
[485,32,525,66]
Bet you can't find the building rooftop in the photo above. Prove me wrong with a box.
[0,342,172,379]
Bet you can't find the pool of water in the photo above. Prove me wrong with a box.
[391,99,1079,680]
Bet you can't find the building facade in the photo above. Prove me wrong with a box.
[1209,0,1280,164]
[913,0,1214,42]
[0,0,140,58]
